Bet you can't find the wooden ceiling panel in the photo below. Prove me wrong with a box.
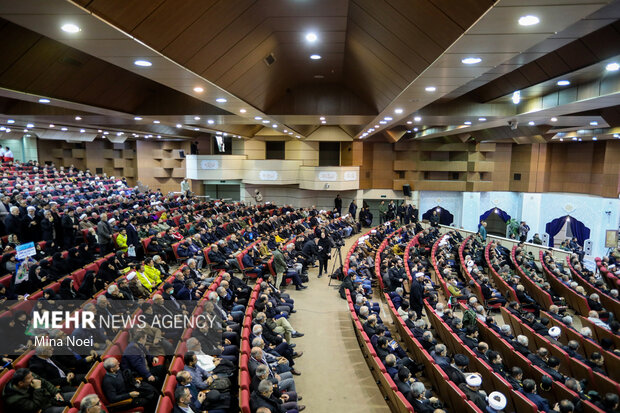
[430,0,496,31]
[80,0,167,33]
[580,24,620,60]
[161,0,256,65]
[535,53,572,78]
[132,0,216,52]
[0,21,40,76]
[518,63,551,85]
[555,41,598,71]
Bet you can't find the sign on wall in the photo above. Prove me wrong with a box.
[318,171,338,181]
[201,160,219,170]
[259,170,279,181]
[343,171,358,181]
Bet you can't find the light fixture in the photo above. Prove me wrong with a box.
[194,128,199,131]
[321,120,326,124]
[288,132,293,135]
[593,137,598,141]
[103,131,109,135]
[413,127,418,132]
[157,135,162,138]
[606,62,620,72]
[116,132,123,136]
[578,138,582,141]
[61,127,68,131]
[590,121,598,126]
[38,98,50,104]
[240,109,247,113]
[97,129,102,133]
[176,124,182,128]
[379,121,387,124]
[305,32,318,42]
[406,121,412,125]
[4,128,9,133]
[374,125,380,128]
[560,138,564,142]
[49,124,55,128]
[461,57,481,64]
[518,15,540,26]
[80,129,85,133]
[75,116,82,121]
[551,117,557,122]
[153,120,160,124]
[512,90,521,104]
[283,129,288,133]
[216,98,227,103]
[394,108,403,114]
[464,121,472,125]
[193,116,200,121]
[528,121,535,126]
[296,135,300,138]
[193,86,204,93]
[207,119,214,124]
[414,116,421,122]
[254,116,262,120]
[7,119,14,124]
[319,116,325,121]
[478,117,486,121]
[134,116,142,120]
[384,116,393,121]
[23,129,28,132]
[557,80,570,86]
[271,124,278,128]
[425,86,436,92]
[134,60,152,67]
[262,120,269,124]
[26,123,34,128]
[61,23,81,33]
[310,54,321,60]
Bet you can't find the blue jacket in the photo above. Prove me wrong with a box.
[524,392,551,413]
[121,342,152,379]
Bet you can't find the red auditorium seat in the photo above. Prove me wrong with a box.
[162,374,177,400]
[0,369,15,411]
[240,388,251,413]
[169,356,184,375]
[155,395,173,413]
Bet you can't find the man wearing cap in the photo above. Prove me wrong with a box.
[487,391,507,413]
[459,373,487,411]
[546,327,563,347]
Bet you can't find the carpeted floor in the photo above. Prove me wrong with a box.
[281,234,391,412]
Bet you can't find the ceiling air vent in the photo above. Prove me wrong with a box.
[264,53,276,67]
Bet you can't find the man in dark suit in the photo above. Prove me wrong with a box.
[28,346,82,392]
[126,218,144,260]
[120,331,165,387]
[61,207,79,249]
[4,206,22,239]
[443,354,469,386]
[102,357,156,410]
[523,379,551,413]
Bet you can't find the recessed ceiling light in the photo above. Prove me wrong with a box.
[606,62,620,71]
[61,127,68,131]
[384,116,393,121]
[572,137,577,141]
[26,123,34,128]
[314,74,324,79]
[614,134,619,138]
[478,117,486,121]
[157,135,162,138]
[4,128,9,132]
[512,90,521,104]
[255,116,262,120]
[153,120,160,124]
[240,109,246,113]
[288,132,293,135]
[374,125,380,128]
[103,131,109,135]
[414,116,421,122]
[283,129,288,133]
[413,127,418,132]
[557,80,570,86]
[80,129,85,133]
[216,132,222,135]
[321,121,326,124]
[305,32,318,43]
[134,60,152,67]
[38,98,50,104]
[194,128,199,131]
[49,124,55,128]
[578,138,582,141]
[193,86,204,93]
[394,108,403,114]
[97,130,102,133]
[116,132,123,136]
[262,120,269,123]
[379,121,387,124]
[462,57,482,65]
[368,128,374,132]
[320,116,325,120]
[518,15,540,26]
[75,116,82,120]
[272,124,278,128]
[23,128,28,132]
[310,54,321,60]
[560,138,564,142]
[590,121,598,126]
[551,117,558,122]
[406,121,412,125]
[176,124,182,128]
[216,98,227,103]
[593,137,598,141]
[425,86,437,92]
[194,116,201,120]
[464,121,472,125]
[528,121,535,126]
[207,120,214,124]
[7,119,14,124]
[61,23,81,33]
[296,135,300,138]
[134,116,142,120]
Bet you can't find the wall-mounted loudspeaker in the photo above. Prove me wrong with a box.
[542,233,549,246]
[584,240,593,256]
[403,184,411,197]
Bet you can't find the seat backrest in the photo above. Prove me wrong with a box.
[0,369,15,411]
[88,363,109,404]
[163,374,177,400]
[240,388,251,413]
[156,395,173,413]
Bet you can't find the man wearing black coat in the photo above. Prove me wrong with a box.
[409,274,425,319]
[4,206,21,239]
[61,208,79,249]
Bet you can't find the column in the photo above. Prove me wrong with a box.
[461,192,481,232]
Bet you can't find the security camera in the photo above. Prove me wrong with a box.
[508,120,518,130]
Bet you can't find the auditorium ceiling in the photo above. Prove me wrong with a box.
[0,0,618,144]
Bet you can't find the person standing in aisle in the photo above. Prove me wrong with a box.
[348,200,357,221]
[379,200,387,224]
[334,194,342,216]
